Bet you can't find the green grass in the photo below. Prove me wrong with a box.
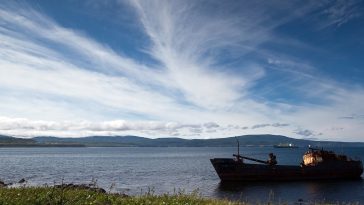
[0,187,241,205]
[0,187,359,205]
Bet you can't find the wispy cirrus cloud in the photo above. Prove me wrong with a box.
[127,0,268,109]
[321,0,362,28]
[0,1,269,138]
[0,1,364,141]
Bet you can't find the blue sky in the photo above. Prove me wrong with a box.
[0,0,364,141]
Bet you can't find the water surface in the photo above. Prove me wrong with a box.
[0,147,363,203]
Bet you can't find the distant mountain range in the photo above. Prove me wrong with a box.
[0,134,363,147]
[0,135,83,147]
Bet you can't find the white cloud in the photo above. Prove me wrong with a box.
[0,2,270,132]
[0,2,364,141]
[0,116,209,138]
[128,0,268,109]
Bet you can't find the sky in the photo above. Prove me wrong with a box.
[0,0,364,141]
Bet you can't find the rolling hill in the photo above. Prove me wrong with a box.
[0,134,360,147]
[33,135,295,147]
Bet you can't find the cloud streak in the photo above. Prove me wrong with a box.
[251,123,290,129]
[0,1,364,141]
[0,1,271,130]
[128,0,268,109]
[321,0,362,28]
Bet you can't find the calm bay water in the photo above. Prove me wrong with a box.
[0,146,363,203]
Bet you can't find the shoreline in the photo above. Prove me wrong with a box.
[0,180,361,205]
[0,186,237,205]
[1,185,361,205]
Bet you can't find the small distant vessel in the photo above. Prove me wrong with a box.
[273,143,298,148]
[210,140,363,182]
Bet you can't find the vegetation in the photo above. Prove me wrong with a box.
[2,134,364,147]
[0,135,84,147]
[0,186,360,205]
[0,186,240,205]
[0,135,36,146]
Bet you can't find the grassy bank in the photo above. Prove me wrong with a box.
[0,186,359,205]
[0,187,240,205]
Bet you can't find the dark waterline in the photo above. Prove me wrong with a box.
[0,147,363,203]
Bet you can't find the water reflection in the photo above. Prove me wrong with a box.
[215,179,364,203]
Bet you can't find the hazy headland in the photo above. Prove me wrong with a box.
[1,134,363,147]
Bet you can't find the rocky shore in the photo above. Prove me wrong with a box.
[0,179,108,194]
[0,178,26,187]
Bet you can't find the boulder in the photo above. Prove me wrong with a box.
[54,183,106,193]
[0,180,7,187]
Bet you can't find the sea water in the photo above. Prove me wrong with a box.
[0,146,363,203]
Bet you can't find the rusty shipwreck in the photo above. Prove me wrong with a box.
[210,142,363,182]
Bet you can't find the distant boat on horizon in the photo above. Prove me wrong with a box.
[273,143,299,148]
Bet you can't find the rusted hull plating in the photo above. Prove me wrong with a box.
[210,158,363,181]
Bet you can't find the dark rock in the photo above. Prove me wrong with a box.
[115,193,129,198]
[54,183,106,193]
[18,178,26,183]
[0,180,7,187]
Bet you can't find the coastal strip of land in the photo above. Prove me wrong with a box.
[0,182,359,205]
[0,186,358,205]
[2,134,364,147]
[0,186,240,205]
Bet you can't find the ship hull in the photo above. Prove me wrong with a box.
[210,158,363,181]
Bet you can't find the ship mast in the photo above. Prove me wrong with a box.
[236,137,240,157]
[234,137,271,165]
